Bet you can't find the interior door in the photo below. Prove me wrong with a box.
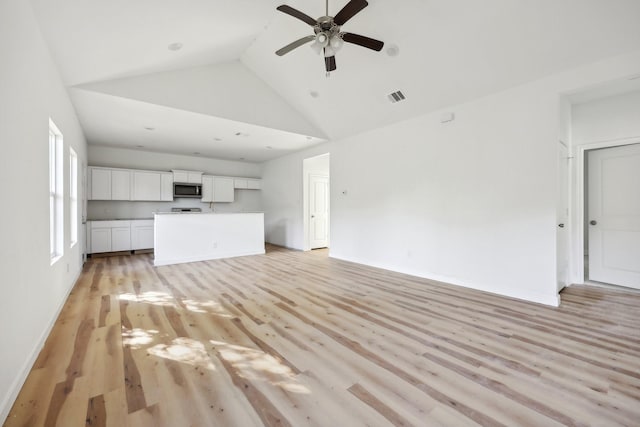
[309,174,329,249]
[588,143,640,289]
[556,142,570,291]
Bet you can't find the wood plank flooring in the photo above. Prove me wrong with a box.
[4,245,640,426]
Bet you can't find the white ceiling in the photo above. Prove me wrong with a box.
[31,0,640,162]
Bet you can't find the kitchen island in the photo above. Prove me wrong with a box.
[154,212,265,266]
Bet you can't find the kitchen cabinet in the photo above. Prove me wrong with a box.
[90,168,111,200]
[234,178,248,189]
[247,179,262,190]
[89,167,130,200]
[201,175,214,202]
[233,177,261,190]
[202,176,234,202]
[89,220,131,253]
[161,173,173,201]
[131,220,154,250]
[173,170,202,184]
[213,177,235,202]
[132,171,161,201]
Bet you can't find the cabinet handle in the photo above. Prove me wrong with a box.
[558,224,564,228]
[590,220,597,226]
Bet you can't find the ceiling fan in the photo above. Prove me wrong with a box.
[275,0,384,73]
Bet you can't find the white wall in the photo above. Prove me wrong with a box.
[570,89,640,280]
[261,49,640,307]
[0,0,88,422]
[87,146,263,218]
[261,145,331,249]
[572,90,640,144]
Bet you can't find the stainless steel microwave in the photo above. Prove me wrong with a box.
[173,183,202,198]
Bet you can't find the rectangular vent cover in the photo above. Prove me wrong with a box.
[388,90,406,103]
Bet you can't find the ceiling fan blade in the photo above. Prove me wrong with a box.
[325,55,337,72]
[342,32,384,51]
[276,5,317,26]
[276,35,316,56]
[333,0,368,26]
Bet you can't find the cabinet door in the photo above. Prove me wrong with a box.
[132,171,161,201]
[247,179,262,190]
[111,227,131,251]
[201,176,214,202]
[188,172,203,184]
[90,228,111,253]
[234,178,248,189]
[173,171,188,183]
[160,173,174,201]
[213,177,235,202]
[132,226,154,250]
[111,170,131,200]
[90,168,111,200]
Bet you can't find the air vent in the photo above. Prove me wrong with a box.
[388,90,406,104]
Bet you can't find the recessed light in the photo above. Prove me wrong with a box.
[266,146,273,149]
[144,127,155,131]
[136,145,145,148]
[168,42,183,51]
[193,152,201,155]
[629,74,640,81]
[306,136,313,140]
[214,137,222,141]
[239,157,245,161]
[309,90,319,98]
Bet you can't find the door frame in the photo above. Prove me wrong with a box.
[302,153,330,251]
[308,173,330,249]
[571,136,640,285]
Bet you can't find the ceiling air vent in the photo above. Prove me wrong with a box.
[388,90,406,104]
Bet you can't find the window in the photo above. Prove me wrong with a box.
[69,147,78,247]
[49,119,64,262]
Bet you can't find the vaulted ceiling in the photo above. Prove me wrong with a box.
[30,0,640,162]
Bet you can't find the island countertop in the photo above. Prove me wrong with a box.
[153,212,265,266]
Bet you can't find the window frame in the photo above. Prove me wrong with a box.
[49,119,64,263]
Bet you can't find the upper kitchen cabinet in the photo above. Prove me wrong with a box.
[202,176,235,202]
[173,170,202,184]
[247,179,261,190]
[213,177,235,202]
[89,167,130,200]
[234,178,261,190]
[161,173,173,201]
[132,171,161,201]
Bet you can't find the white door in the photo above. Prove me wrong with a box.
[588,143,640,289]
[309,175,329,249]
[556,142,570,291]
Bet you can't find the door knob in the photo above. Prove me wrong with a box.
[590,220,597,226]
[558,223,565,228]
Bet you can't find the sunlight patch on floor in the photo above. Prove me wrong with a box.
[211,339,310,394]
[148,337,217,371]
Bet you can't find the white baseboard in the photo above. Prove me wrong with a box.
[0,269,82,424]
[154,249,266,267]
[329,253,560,307]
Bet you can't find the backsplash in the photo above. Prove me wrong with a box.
[87,190,262,220]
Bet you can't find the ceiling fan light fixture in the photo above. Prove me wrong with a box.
[330,35,344,50]
[324,46,336,57]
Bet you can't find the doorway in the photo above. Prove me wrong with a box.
[585,143,640,289]
[303,154,330,251]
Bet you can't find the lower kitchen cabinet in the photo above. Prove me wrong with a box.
[131,220,155,250]
[89,220,154,254]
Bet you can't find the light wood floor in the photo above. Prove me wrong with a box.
[5,246,640,427]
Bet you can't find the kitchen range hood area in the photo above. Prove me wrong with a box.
[86,166,264,264]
